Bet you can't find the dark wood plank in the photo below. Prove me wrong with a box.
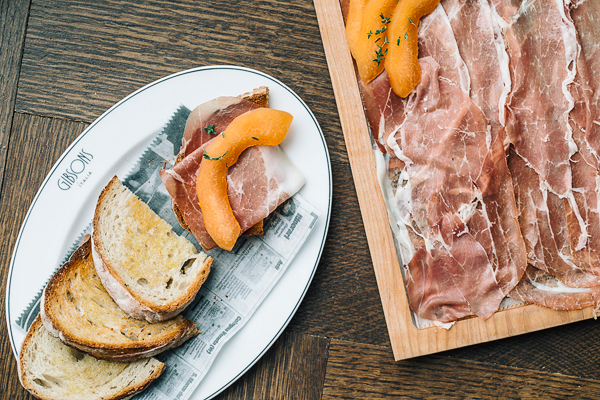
[16,0,349,164]
[216,331,329,400]
[0,0,31,189]
[446,318,600,381]
[323,339,600,399]
[288,161,390,347]
[0,113,86,400]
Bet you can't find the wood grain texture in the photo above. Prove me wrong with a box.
[313,0,410,361]
[323,339,600,399]
[314,0,600,361]
[16,0,349,164]
[446,318,600,380]
[0,113,86,400]
[0,0,30,189]
[288,161,390,346]
[216,332,329,400]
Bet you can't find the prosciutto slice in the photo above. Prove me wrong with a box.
[491,0,587,249]
[347,0,600,319]
[488,0,600,289]
[508,148,600,288]
[388,6,522,322]
[181,97,260,158]
[509,266,600,311]
[564,0,600,274]
[444,0,526,294]
[161,98,305,250]
[570,0,600,160]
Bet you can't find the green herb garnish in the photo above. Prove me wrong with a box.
[373,44,386,66]
[405,32,408,40]
[251,137,259,140]
[203,149,227,161]
[204,124,217,135]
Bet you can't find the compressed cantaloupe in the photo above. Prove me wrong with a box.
[345,0,398,83]
[196,108,293,251]
[386,0,441,97]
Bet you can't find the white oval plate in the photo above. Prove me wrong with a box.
[6,66,332,399]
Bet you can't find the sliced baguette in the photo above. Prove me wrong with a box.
[19,316,164,400]
[92,176,212,322]
[171,86,269,235]
[41,237,199,362]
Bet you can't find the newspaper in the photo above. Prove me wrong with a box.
[137,196,317,400]
[15,105,320,399]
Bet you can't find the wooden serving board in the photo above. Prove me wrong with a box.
[312,0,596,361]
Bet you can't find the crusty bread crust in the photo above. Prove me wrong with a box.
[92,176,213,322]
[171,86,269,237]
[20,316,165,400]
[41,238,199,361]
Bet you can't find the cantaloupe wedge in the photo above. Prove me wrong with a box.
[386,0,441,97]
[196,108,293,251]
[346,0,398,84]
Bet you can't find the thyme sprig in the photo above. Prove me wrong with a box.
[204,124,217,135]
[370,14,392,65]
[203,149,228,161]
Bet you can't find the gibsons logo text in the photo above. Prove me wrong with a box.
[57,149,94,190]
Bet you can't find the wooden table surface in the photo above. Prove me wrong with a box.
[2,0,600,399]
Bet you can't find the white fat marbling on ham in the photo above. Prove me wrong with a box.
[443,0,527,295]
[491,0,587,247]
[358,71,407,154]
[509,266,600,310]
[388,5,515,322]
[181,97,260,158]
[508,148,600,288]
[351,0,600,319]
[560,0,600,276]
[570,0,600,159]
[161,136,304,251]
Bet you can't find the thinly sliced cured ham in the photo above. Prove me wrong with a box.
[564,0,600,275]
[509,266,600,311]
[508,148,600,288]
[444,0,526,294]
[570,0,600,160]
[386,5,525,322]
[491,0,587,248]
[357,70,406,153]
[346,0,600,321]
[161,97,305,251]
[489,0,600,288]
[181,97,261,158]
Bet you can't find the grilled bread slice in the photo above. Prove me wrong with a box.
[19,316,164,400]
[92,176,212,322]
[41,237,199,361]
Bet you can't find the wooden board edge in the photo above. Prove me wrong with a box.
[313,0,417,361]
[312,0,598,361]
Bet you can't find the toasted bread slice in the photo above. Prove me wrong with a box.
[172,86,268,235]
[19,316,164,400]
[92,176,212,322]
[41,237,199,361]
